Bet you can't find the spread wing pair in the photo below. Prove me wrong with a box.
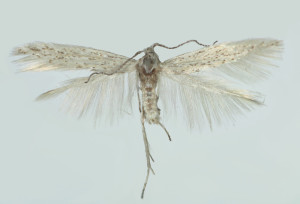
[12,39,283,128]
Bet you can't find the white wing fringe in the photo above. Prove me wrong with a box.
[37,73,136,123]
[158,73,264,129]
[12,42,137,123]
[218,39,283,82]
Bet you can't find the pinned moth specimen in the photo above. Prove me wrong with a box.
[12,38,283,198]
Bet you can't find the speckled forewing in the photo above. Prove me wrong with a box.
[12,42,136,73]
[161,39,283,82]
[12,42,138,123]
[158,38,283,129]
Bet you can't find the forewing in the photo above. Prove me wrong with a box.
[161,39,283,82]
[12,42,138,123]
[158,72,264,129]
[12,42,136,73]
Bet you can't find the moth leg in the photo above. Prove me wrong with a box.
[149,153,155,162]
[85,50,144,84]
[136,79,142,113]
[84,71,112,83]
[141,112,155,199]
[158,121,172,141]
[137,83,154,161]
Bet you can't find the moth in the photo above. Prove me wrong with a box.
[12,39,283,198]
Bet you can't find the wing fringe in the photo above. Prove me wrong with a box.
[158,73,264,129]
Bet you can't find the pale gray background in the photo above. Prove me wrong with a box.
[0,0,299,203]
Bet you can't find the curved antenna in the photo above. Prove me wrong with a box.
[119,50,144,70]
[153,39,218,50]
[85,50,144,83]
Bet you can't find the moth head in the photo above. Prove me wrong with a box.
[140,47,160,74]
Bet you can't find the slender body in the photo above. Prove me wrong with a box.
[135,47,171,198]
[136,47,161,124]
[12,38,283,199]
